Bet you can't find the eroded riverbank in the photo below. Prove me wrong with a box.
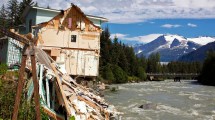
[104,80,215,120]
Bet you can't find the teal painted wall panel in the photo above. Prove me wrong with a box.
[88,18,101,27]
[36,9,59,24]
[6,38,23,66]
[25,9,37,34]
[0,39,9,64]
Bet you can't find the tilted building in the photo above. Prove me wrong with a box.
[1,5,107,80]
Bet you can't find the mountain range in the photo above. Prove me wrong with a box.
[134,34,215,62]
[178,41,215,62]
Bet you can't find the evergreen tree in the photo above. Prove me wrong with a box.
[102,64,115,83]
[125,46,137,76]
[118,48,129,73]
[0,5,8,28]
[137,66,146,81]
[100,27,111,67]
[47,5,50,9]
[7,0,20,27]
[19,0,35,24]
[112,65,128,83]
[34,2,38,7]
[111,36,120,65]
[138,55,147,70]
[147,53,161,73]
[99,27,149,83]
[198,51,215,85]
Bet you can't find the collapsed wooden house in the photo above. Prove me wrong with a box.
[32,4,106,81]
[0,4,121,120]
[29,48,120,120]
[25,4,120,120]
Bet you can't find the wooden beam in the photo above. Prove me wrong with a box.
[77,96,101,111]
[0,26,31,45]
[50,63,71,116]
[31,55,42,120]
[12,55,27,120]
[42,106,64,120]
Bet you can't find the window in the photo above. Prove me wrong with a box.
[71,35,76,42]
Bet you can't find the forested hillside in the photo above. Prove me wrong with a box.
[99,28,147,83]
[99,28,202,83]
[198,51,215,86]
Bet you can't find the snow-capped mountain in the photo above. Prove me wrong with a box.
[178,41,215,62]
[188,36,215,45]
[134,34,215,62]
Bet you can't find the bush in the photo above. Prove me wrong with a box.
[0,79,17,119]
[128,76,140,83]
[0,71,36,119]
[137,67,147,81]
[111,65,128,83]
[102,64,115,82]
[0,63,7,75]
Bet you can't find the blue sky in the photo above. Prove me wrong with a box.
[1,0,215,44]
[105,19,215,44]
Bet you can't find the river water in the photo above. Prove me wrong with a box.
[104,80,215,120]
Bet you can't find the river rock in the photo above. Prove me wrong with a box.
[138,103,157,110]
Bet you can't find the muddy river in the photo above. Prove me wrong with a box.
[104,80,215,120]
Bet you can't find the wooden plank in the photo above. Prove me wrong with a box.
[12,55,27,120]
[105,111,110,120]
[0,26,30,45]
[37,33,44,44]
[42,46,98,52]
[51,48,61,57]
[55,84,65,106]
[62,84,74,93]
[50,63,71,116]
[77,96,101,111]
[31,55,42,120]
[42,106,64,120]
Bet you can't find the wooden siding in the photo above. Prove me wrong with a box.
[39,28,100,50]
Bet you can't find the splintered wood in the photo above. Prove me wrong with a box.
[35,47,120,120]
[37,4,101,32]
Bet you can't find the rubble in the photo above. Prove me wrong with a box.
[0,4,121,119]
[32,47,121,120]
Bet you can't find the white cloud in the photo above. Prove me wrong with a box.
[187,23,197,27]
[150,22,155,24]
[1,0,215,23]
[110,33,128,40]
[111,33,162,43]
[161,24,181,28]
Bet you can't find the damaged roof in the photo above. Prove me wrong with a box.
[21,5,108,24]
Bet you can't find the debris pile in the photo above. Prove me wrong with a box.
[33,47,121,120]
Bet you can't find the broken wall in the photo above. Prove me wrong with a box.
[39,28,100,50]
